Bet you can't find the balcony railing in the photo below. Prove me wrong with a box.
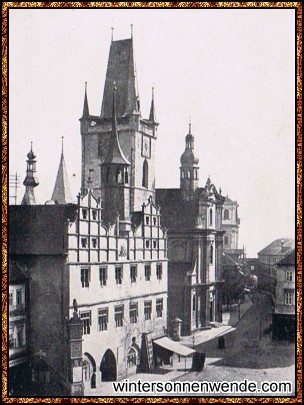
[9,304,26,318]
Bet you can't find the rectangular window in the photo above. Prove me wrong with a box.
[16,289,23,306]
[92,209,97,220]
[81,267,90,288]
[146,216,150,225]
[98,308,108,331]
[115,267,123,285]
[80,311,91,335]
[9,292,13,307]
[153,217,157,226]
[153,240,157,249]
[82,208,87,219]
[81,237,88,248]
[115,305,124,327]
[286,270,293,282]
[156,264,162,280]
[144,301,152,321]
[99,267,107,286]
[130,265,137,283]
[144,265,151,281]
[284,289,294,306]
[129,302,138,324]
[92,238,97,248]
[146,240,150,248]
[16,324,25,348]
[9,330,15,349]
[156,298,163,318]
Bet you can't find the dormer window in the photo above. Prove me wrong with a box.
[224,209,229,220]
[92,210,97,220]
[82,209,88,219]
[209,208,213,226]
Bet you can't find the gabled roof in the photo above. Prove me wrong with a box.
[277,249,295,266]
[51,152,74,204]
[101,38,140,118]
[258,238,295,257]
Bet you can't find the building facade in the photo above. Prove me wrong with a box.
[272,250,295,341]
[156,125,225,336]
[8,262,30,394]
[9,33,169,395]
[257,238,295,294]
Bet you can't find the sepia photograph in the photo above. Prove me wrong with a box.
[5,3,300,401]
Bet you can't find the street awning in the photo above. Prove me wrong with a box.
[153,337,196,357]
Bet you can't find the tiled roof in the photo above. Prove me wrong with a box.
[258,238,295,256]
[277,249,295,266]
[9,261,28,283]
[156,188,201,230]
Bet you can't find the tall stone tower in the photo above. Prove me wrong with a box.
[101,85,131,235]
[21,143,39,205]
[80,35,159,212]
[180,122,199,199]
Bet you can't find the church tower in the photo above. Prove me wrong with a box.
[180,122,199,198]
[101,85,131,234]
[80,33,159,211]
[21,143,39,205]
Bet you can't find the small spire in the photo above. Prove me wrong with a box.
[149,86,157,123]
[131,23,133,38]
[189,116,191,134]
[82,81,89,118]
[51,142,73,204]
[111,26,114,43]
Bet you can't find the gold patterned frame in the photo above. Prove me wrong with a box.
[1,2,302,403]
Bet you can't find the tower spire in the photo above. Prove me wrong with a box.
[82,82,89,118]
[180,122,199,197]
[149,86,157,123]
[101,35,140,118]
[111,26,114,43]
[51,139,73,204]
[21,142,39,205]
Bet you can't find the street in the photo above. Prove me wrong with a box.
[88,291,295,397]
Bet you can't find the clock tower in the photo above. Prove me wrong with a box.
[80,35,159,212]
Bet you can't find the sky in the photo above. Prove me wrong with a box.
[8,7,296,257]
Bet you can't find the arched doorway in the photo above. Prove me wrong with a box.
[100,349,117,382]
[83,352,96,389]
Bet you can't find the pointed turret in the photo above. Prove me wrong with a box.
[180,121,200,197]
[82,82,89,118]
[101,36,140,118]
[149,87,157,123]
[51,138,74,204]
[101,86,131,232]
[103,85,131,165]
[21,142,39,205]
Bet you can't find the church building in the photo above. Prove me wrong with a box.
[156,123,226,336]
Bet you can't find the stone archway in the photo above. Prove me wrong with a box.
[83,352,96,389]
[100,349,117,382]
